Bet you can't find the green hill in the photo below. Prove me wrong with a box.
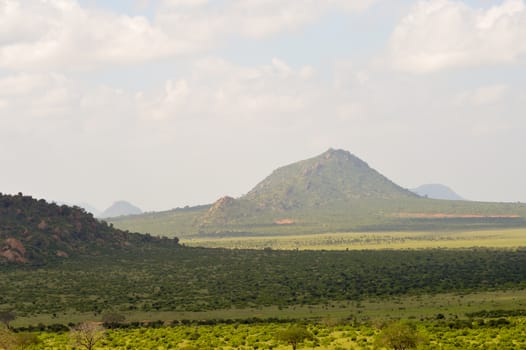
[244,148,417,209]
[109,149,526,237]
[0,193,178,265]
[198,148,419,226]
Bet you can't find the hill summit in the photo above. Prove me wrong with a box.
[243,148,416,210]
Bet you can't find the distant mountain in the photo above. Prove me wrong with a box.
[99,201,142,218]
[0,193,177,265]
[412,184,464,201]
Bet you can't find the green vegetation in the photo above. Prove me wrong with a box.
[0,325,40,349]
[70,322,106,350]
[240,148,416,210]
[276,325,313,349]
[110,198,526,239]
[3,150,526,349]
[375,321,422,349]
[109,204,208,238]
[6,289,526,328]
[3,247,526,321]
[10,316,526,349]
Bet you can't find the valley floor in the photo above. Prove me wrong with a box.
[181,228,526,250]
[11,289,526,328]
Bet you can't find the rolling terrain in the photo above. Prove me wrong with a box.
[2,187,526,341]
[109,149,526,238]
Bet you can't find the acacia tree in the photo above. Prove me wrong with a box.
[70,322,106,350]
[0,326,17,350]
[0,311,15,329]
[375,321,423,350]
[277,325,313,350]
[101,312,125,327]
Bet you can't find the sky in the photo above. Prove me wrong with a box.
[1,0,525,212]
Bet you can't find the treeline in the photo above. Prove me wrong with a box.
[466,309,526,318]
[7,316,526,350]
[2,247,526,316]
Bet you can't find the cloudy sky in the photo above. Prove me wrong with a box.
[1,0,525,211]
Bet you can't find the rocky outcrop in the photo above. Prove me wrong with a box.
[1,238,28,263]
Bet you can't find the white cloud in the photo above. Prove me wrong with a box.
[137,58,316,126]
[141,79,191,121]
[457,84,509,106]
[0,0,375,71]
[1,51,525,208]
[0,72,140,138]
[0,73,79,124]
[162,0,208,7]
[159,0,374,39]
[0,0,178,70]
[389,0,526,73]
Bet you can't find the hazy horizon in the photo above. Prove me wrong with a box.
[2,0,525,211]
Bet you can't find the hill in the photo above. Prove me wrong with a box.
[412,184,464,200]
[199,149,417,225]
[0,193,177,265]
[99,200,142,218]
[109,149,526,237]
[244,148,417,208]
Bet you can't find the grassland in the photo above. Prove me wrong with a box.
[181,228,526,250]
[11,289,526,328]
[4,246,526,329]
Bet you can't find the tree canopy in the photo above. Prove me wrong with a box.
[277,325,313,350]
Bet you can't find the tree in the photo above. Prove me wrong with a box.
[375,321,423,350]
[0,311,15,329]
[101,312,125,326]
[0,326,39,350]
[0,326,17,350]
[70,322,105,350]
[277,325,313,350]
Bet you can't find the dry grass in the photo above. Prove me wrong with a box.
[182,228,526,250]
